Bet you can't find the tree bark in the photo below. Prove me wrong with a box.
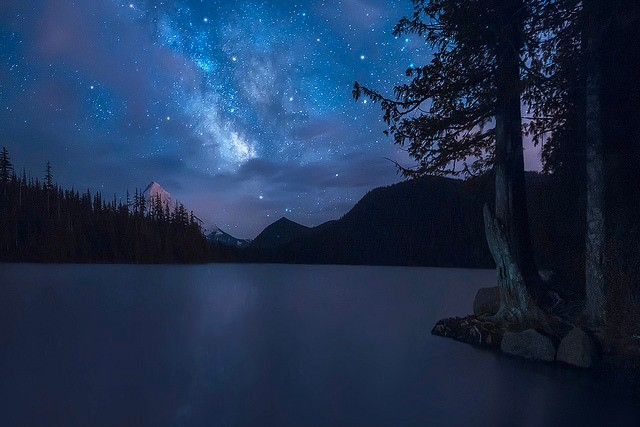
[583,0,606,326]
[484,205,543,325]
[487,0,543,326]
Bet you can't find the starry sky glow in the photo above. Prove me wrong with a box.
[1,0,538,237]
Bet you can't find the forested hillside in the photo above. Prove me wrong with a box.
[254,172,584,285]
[0,149,238,263]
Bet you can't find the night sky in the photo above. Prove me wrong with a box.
[1,0,538,238]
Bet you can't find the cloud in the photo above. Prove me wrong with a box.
[0,0,427,238]
[291,116,347,141]
[314,0,390,44]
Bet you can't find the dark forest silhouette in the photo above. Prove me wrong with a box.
[355,0,640,364]
[0,148,238,264]
[0,147,580,275]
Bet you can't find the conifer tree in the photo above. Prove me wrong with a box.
[45,161,54,190]
[0,147,13,187]
[139,192,146,217]
[354,0,544,324]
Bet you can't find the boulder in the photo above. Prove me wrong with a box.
[473,287,500,316]
[556,327,598,368]
[432,316,503,349]
[501,329,556,361]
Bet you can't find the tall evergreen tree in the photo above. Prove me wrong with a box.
[593,0,640,330]
[0,147,13,206]
[44,161,54,190]
[354,0,544,324]
[153,194,163,222]
[530,0,640,327]
[139,192,146,217]
[0,147,13,187]
[523,0,587,292]
[485,0,545,324]
[582,0,606,326]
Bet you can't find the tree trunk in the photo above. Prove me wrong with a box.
[486,0,543,326]
[484,205,543,325]
[583,0,606,326]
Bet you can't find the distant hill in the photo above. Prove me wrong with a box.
[251,175,493,267]
[206,226,252,248]
[249,172,575,271]
[250,217,312,249]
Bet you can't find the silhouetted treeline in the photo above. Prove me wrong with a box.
[0,147,589,272]
[264,175,493,268]
[245,172,585,279]
[0,149,239,264]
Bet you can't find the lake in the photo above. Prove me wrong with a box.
[1,263,639,426]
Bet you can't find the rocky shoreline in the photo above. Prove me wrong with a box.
[432,286,606,369]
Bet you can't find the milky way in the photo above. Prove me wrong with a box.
[0,0,441,237]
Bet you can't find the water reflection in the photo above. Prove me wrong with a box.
[0,264,638,426]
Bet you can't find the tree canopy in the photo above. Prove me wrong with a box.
[353,0,547,177]
[355,0,640,333]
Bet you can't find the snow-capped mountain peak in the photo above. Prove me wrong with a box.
[143,181,172,208]
[210,225,225,236]
[206,225,252,248]
[139,181,250,249]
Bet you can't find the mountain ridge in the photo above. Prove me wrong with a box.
[266,174,493,267]
[244,171,574,273]
[250,217,312,249]
[207,225,252,248]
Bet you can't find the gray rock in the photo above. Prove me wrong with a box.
[432,316,503,349]
[473,287,500,316]
[501,329,556,361]
[556,327,598,368]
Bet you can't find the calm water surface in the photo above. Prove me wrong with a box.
[1,263,639,426]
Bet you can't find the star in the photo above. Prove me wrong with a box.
[0,0,419,237]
